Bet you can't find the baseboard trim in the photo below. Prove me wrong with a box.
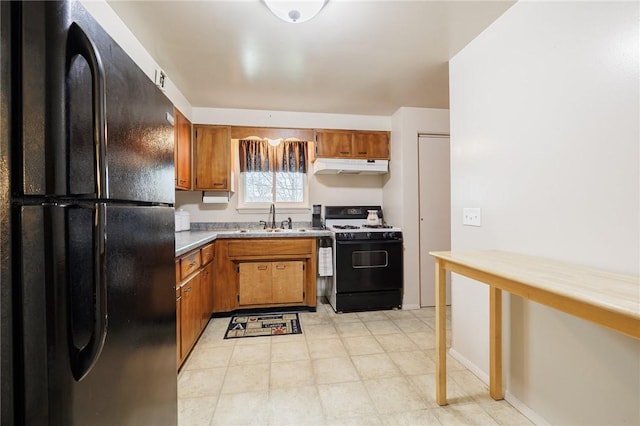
[402,303,420,310]
[448,348,549,426]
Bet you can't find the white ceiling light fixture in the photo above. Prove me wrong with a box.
[263,0,328,24]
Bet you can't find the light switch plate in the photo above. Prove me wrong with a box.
[463,208,481,226]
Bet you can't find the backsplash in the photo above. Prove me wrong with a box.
[189,221,313,231]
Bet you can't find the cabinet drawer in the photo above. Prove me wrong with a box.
[180,251,202,280]
[227,239,313,257]
[201,243,215,265]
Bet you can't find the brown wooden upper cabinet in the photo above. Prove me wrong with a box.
[193,125,231,191]
[174,108,192,190]
[315,129,390,160]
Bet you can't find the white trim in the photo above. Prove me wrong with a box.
[401,303,420,310]
[449,348,490,383]
[448,348,547,426]
[504,391,550,426]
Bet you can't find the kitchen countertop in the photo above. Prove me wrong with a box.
[175,228,332,257]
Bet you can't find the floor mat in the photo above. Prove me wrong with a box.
[224,312,302,339]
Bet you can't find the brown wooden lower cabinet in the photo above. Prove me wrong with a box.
[214,238,316,312]
[180,272,201,361]
[176,242,215,369]
[238,261,304,306]
[200,262,214,329]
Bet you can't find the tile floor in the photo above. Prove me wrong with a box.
[178,299,533,426]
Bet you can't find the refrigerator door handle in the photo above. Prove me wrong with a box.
[66,22,108,199]
[68,203,108,381]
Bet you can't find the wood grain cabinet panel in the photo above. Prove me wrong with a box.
[200,262,214,329]
[180,250,201,280]
[175,286,181,368]
[238,262,273,305]
[315,129,390,160]
[176,242,216,369]
[174,108,192,190]
[315,130,353,158]
[193,125,231,191]
[179,272,200,361]
[214,238,316,312]
[201,243,215,265]
[272,261,304,304]
[353,131,389,159]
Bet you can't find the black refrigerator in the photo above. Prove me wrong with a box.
[1,1,178,424]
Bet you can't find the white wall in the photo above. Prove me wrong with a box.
[80,0,192,117]
[386,108,450,310]
[449,2,639,425]
[177,108,390,224]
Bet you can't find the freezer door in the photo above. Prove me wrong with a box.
[17,1,174,203]
[21,203,177,425]
[65,4,175,203]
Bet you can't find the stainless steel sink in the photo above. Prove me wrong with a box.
[236,228,307,233]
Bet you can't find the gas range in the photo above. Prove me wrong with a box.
[323,205,404,313]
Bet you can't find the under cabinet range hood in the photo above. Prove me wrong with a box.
[313,158,389,175]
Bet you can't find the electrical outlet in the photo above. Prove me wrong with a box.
[463,208,481,226]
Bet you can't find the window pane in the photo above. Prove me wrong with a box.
[275,172,303,203]
[244,172,273,202]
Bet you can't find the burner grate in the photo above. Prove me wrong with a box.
[332,225,360,230]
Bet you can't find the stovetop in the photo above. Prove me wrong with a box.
[324,205,402,240]
[327,223,401,232]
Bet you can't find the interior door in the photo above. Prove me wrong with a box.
[418,135,451,306]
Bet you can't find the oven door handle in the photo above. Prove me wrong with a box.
[335,239,403,245]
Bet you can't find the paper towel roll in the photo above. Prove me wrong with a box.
[202,192,230,204]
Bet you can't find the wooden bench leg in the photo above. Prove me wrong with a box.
[490,286,504,400]
[435,260,447,405]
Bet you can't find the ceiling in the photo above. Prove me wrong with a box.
[107,0,515,116]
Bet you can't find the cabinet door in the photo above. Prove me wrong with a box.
[174,108,192,189]
[180,273,200,360]
[315,130,353,158]
[194,125,231,190]
[176,287,181,368]
[200,262,214,329]
[238,262,272,305]
[272,261,304,304]
[353,132,390,159]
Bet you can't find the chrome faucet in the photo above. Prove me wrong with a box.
[269,203,276,229]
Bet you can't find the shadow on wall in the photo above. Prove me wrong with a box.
[313,174,384,189]
[176,190,228,212]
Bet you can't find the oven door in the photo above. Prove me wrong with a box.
[334,239,403,293]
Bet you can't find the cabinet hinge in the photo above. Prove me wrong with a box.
[303,264,305,270]
[237,266,240,273]
[237,294,240,302]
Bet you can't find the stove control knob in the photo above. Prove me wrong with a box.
[383,232,389,239]
[366,232,372,239]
